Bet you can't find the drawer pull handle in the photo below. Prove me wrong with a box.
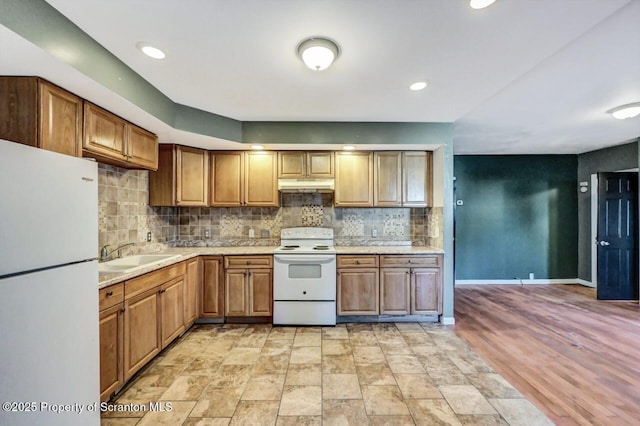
[106,291,113,297]
[121,307,125,313]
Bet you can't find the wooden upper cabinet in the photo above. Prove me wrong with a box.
[127,125,159,170]
[211,151,278,207]
[83,101,159,170]
[0,77,82,157]
[83,102,127,161]
[149,144,209,206]
[210,151,244,206]
[278,151,334,178]
[335,152,374,207]
[374,152,402,206]
[403,151,432,207]
[245,151,278,206]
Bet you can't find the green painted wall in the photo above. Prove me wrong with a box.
[454,155,578,280]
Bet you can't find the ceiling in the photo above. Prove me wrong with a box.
[2,0,640,154]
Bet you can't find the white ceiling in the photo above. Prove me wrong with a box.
[3,0,640,154]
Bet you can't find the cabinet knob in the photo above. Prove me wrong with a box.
[406,271,410,274]
[408,259,412,263]
[159,289,166,294]
[247,261,251,265]
[106,291,113,297]
[356,260,360,264]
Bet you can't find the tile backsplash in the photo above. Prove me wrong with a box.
[98,173,443,252]
[98,164,176,257]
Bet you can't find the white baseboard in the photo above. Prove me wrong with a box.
[576,279,595,288]
[440,316,455,325]
[455,278,583,286]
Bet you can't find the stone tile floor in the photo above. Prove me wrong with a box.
[101,323,552,425]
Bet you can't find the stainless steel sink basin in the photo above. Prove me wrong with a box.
[98,254,181,273]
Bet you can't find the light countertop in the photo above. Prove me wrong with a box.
[99,245,443,289]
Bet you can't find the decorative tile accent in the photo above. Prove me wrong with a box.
[221,215,243,237]
[341,214,365,237]
[301,205,323,227]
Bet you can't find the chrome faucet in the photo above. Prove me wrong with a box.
[100,242,136,262]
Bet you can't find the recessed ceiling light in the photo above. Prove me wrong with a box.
[136,42,166,59]
[410,81,428,91]
[251,145,265,150]
[607,102,640,120]
[470,0,496,9]
[343,145,355,151]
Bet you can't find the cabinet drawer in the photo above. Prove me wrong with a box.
[225,255,273,269]
[379,255,440,268]
[99,283,124,311]
[125,261,186,299]
[337,255,379,268]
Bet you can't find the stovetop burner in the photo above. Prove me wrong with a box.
[313,245,330,250]
[280,245,300,250]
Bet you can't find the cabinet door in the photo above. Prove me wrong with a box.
[225,269,248,316]
[245,151,278,206]
[307,152,334,178]
[403,151,432,207]
[380,268,411,315]
[184,258,199,325]
[411,268,441,315]
[210,151,244,206]
[38,81,82,157]
[127,124,158,170]
[374,151,402,206]
[335,152,373,207]
[0,77,38,148]
[176,146,209,206]
[278,152,305,178]
[160,276,186,349]
[249,269,272,316]
[124,288,161,380]
[337,268,379,315]
[99,304,123,401]
[201,256,224,318]
[83,102,127,160]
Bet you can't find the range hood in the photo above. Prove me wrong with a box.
[278,178,335,193]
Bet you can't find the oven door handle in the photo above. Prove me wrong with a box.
[274,255,336,263]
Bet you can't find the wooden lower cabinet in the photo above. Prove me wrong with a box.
[225,255,273,317]
[337,268,379,315]
[99,303,124,401]
[184,258,199,325]
[123,287,161,380]
[411,268,441,315]
[201,256,224,317]
[160,276,186,348]
[225,269,272,316]
[249,269,273,316]
[380,268,411,315]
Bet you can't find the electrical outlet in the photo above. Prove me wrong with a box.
[372,229,378,238]
[146,231,152,242]
[261,229,270,238]
[204,228,211,239]
[529,272,535,280]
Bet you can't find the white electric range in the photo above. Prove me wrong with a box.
[273,227,337,325]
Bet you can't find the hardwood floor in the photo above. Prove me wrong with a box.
[454,284,640,426]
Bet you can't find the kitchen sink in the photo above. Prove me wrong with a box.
[98,254,181,273]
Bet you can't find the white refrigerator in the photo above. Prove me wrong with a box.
[0,140,100,425]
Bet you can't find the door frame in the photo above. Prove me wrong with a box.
[590,169,639,295]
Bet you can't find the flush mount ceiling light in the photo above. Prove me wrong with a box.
[136,42,166,59]
[470,0,497,9]
[297,37,340,71]
[607,102,640,120]
[410,81,428,91]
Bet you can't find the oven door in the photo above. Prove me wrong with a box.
[273,254,336,301]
